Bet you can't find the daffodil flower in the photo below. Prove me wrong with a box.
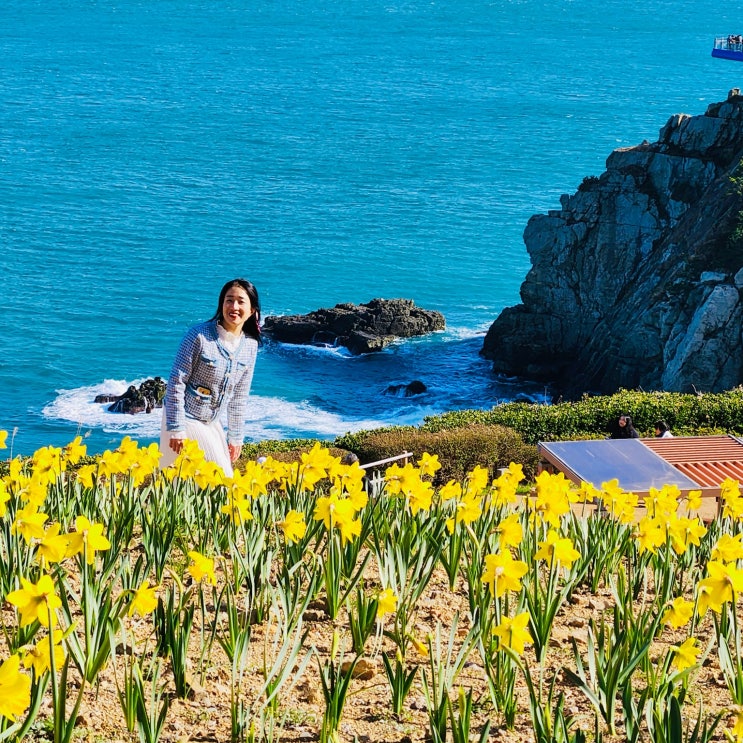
[6,574,62,628]
[0,655,31,721]
[492,612,532,655]
[671,637,700,671]
[187,551,217,586]
[128,580,160,617]
[661,596,694,629]
[278,509,307,545]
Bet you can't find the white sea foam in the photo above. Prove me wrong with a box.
[42,380,395,443]
[42,379,163,438]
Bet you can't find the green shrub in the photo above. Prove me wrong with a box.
[417,389,743,445]
[238,438,349,466]
[336,423,538,484]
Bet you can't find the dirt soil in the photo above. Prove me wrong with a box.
[19,556,736,743]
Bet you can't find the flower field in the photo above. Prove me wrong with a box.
[0,430,742,743]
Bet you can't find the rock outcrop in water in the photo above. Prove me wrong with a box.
[95,377,166,414]
[262,298,445,354]
[482,89,743,396]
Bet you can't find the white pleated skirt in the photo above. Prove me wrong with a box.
[160,411,233,477]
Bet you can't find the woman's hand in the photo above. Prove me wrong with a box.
[169,436,184,454]
[228,443,242,463]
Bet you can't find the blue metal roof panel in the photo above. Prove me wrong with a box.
[538,438,701,492]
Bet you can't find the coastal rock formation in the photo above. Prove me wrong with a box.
[95,377,166,414]
[262,298,445,354]
[482,89,743,396]
[384,380,428,397]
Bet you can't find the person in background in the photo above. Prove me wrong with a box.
[654,420,673,438]
[160,278,261,477]
[610,413,640,439]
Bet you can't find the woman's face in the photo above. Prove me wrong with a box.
[221,285,253,332]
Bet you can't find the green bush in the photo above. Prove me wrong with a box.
[417,388,743,445]
[239,438,350,466]
[336,423,538,484]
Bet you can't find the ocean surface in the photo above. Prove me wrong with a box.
[1,0,740,457]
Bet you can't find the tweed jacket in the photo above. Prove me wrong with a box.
[164,320,258,444]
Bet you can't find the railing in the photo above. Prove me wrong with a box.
[360,451,414,497]
[714,35,743,52]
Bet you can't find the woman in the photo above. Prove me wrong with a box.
[160,278,261,476]
[654,420,673,438]
[610,413,640,439]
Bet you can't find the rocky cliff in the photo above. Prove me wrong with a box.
[482,89,743,397]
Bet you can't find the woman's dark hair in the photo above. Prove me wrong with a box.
[212,278,262,342]
[655,420,670,433]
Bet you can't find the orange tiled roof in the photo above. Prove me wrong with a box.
[643,434,743,488]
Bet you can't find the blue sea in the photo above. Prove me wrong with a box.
[1,0,740,457]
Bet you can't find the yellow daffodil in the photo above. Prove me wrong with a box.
[464,465,490,497]
[298,443,333,490]
[63,436,87,465]
[187,551,217,586]
[314,491,341,528]
[496,512,523,548]
[534,529,581,569]
[661,596,694,629]
[128,581,160,617]
[671,637,700,671]
[14,473,48,509]
[75,464,97,489]
[574,481,600,504]
[492,612,532,655]
[409,634,429,657]
[6,574,61,628]
[314,492,357,533]
[646,485,681,520]
[31,446,65,486]
[278,510,307,545]
[0,480,9,518]
[417,452,441,478]
[534,471,571,527]
[0,655,31,722]
[696,560,743,616]
[438,480,462,503]
[11,503,48,545]
[376,588,398,620]
[668,516,706,555]
[711,533,743,563]
[635,515,666,554]
[345,480,369,511]
[491,462,524,507]
[481,550,528,597]
[385,462,422,497]
[330,458,366,494]
[337,514,362,545]
[35,522,73,566]
[729,705,743,741]
[408,478,433,515]
[685,489,702,511]
[221,492,253,525]
[70,516,111,564]
[22,629,65,676]
[720,478,743,520]
[446,493,483,534]
[0,430,7,449]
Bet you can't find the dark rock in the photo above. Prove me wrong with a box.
[482,89,743,396]
[384,380,428,397]
[99,377,166,414]
[93,394,119,403]
[262,298,445,355]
